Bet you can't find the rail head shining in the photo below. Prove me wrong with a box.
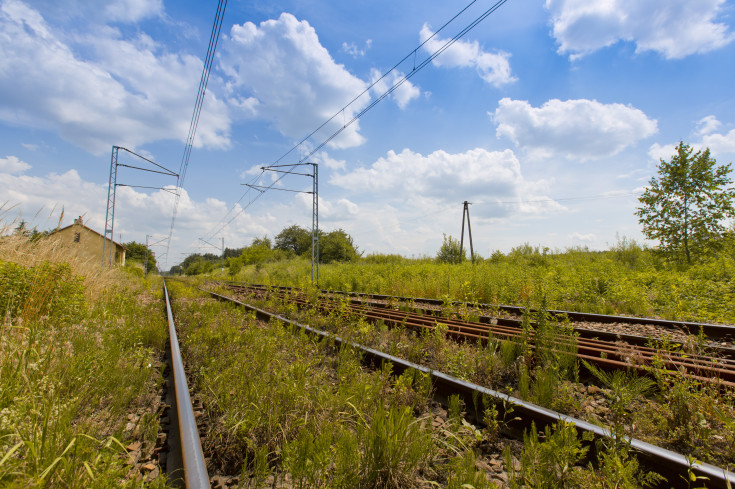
[164,280,210,489]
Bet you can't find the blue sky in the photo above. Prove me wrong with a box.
[1,0,734,268]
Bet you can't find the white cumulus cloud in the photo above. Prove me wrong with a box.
[0,0,231,155]
[694,115,722,137]
[0,155,31,173]
[419,24,516,87]
[492,98,658,161]
[330,147,558,219]
[545,0,735,59]
[342,39,372,58]
[220,13,372,150]
[702,129,735,155]
[650,118,735,162]
[369,68,420,109]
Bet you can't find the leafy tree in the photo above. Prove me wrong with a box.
[251,236,272,249]
[227,257,243,276]
[274,225,312,255]
[636,142,735,263]
[319,229,360,263]
[224,247,244,259]
[240,237,274,265]
[436,234,465,263]
[180,253,220,275]
[124,241,157,272]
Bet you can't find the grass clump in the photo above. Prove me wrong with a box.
[167,281,495,488]
[0,211,168,487]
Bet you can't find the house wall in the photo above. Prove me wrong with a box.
[53,224,126,266]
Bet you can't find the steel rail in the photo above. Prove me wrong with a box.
[239,283,735,342]
[205,288,735,489]
[163,280,211,489]
[234,283,735,359]
[232,285,735,388]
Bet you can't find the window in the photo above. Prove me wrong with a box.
[73,232,80,243]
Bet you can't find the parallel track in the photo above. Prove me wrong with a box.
[240,283,735,344]
[205,287,735,489]
[227,283,735,388]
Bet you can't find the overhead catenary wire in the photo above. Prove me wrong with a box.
[198,0,511,246]
[294,0,511,165]
[269,0,483,168]
[165,0,228,266]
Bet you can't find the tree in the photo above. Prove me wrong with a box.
[240,237,274,265]
[274,225,312,255]
[179,253,220,275]
[636,142,735,263]
[436,234,466,263]
[319,229,360,263]
[224,247,244,259]
[124,241,157,272]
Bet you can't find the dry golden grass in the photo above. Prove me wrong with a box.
[0,203,125,300]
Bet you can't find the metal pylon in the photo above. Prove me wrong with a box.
[459,201,475,263]
[311,163,319,284]
[102,146,119,267]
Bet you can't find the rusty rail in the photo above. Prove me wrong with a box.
[206,288,735,489]
[230,284,735,388]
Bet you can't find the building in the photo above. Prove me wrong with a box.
[50,216,126,266]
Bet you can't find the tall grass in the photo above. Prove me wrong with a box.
[0,209,168,487]
[168,281,495,488]
[232,238,735,323]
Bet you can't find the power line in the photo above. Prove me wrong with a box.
[165,0,228,266]
[294,0,511,165]
[198,0,512,246]
[269,0,483,167]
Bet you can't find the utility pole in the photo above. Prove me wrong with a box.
[144,234,149,275]
[221,237,225,273]
[459,201,475,263]
[245,162,319,284]
[102,145,178,268]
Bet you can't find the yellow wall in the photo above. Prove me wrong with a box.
[52,224,126,266]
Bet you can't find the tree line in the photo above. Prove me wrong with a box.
[171,225,361,275]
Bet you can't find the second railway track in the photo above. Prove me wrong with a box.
[225,283,735,389]
[196,283,735,488]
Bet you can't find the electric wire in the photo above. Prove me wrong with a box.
[296,0,510,165]
[164,0,228,266]
[269,0,482,167]
[197,0,509,248]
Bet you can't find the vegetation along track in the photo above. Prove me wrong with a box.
[239,283,735,347]
[201,282,735,488]
[226,283,735,389]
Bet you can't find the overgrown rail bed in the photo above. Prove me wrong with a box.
[166,280,508,488]
[238,283,735,348]
[197,281,735,487]
[225,283,735,389]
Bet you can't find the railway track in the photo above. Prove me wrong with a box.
[203,285,735,489]
[225,283,735,389]
[162,280,210,489]
[239,283,735,346]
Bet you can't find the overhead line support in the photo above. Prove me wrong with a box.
[250,162,319,284]
[459,201,475,264]
[102,145,178,268]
